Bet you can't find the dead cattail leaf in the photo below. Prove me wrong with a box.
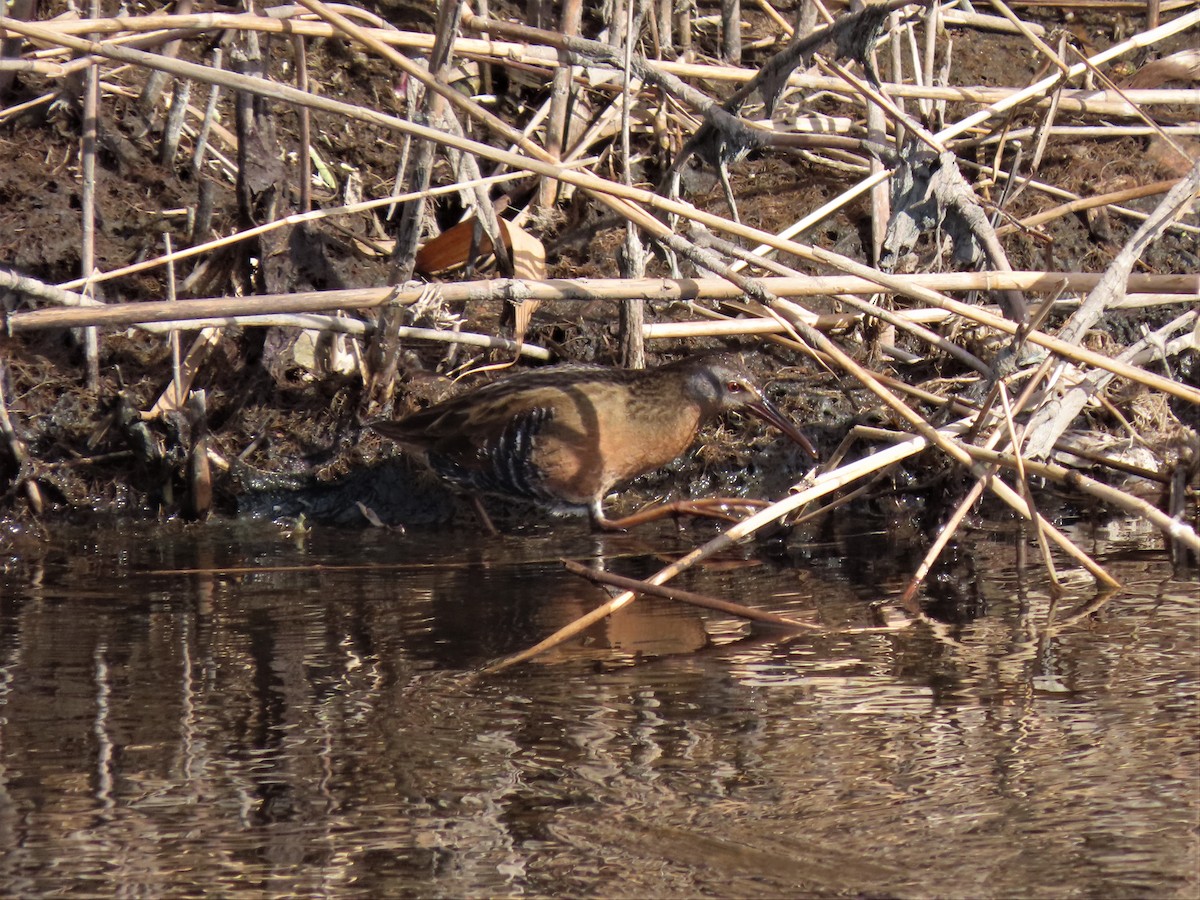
[498,221,544,349]
[415,218,494,275]
[414,216,546,280]
[186,390,212,521]
[1122,49,1200,88]
[414,216,544,357]
[509,298,539,349]
[502,220,546,281]
[143,327,222,420]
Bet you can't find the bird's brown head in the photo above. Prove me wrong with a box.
[681,355,819,460]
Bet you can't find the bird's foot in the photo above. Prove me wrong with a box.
[593,498,771,530]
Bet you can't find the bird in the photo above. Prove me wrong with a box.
[370,353,818,530]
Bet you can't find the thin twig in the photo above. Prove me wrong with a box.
[0,364,43,515]
[562,560,820,630]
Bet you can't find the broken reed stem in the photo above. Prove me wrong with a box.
[561,559,820,630]
[999,177,1186,234]
[20,12,1200,115]
[999,383,1063,592]
[0,364,44,515]
[538,0,581,207]
[191,46,222,177]
[964,158,1200,237]
[959,445,1200,555]
[165,233,183,411]
[293,33,311,214]
[898,477,987,612]
[902,328,1080,609]
[79,1,101,392]
[8,271,1196,325]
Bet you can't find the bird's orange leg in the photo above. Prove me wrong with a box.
[470,495,500,535]
[592,498,772,530]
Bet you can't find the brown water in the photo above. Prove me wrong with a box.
[0,518,1196,898]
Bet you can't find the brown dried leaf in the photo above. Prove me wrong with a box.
[1123,49,1200,88]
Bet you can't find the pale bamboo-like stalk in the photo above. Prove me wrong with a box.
[19,9,1199,114]
[562,560,820,630]
[538,0,582,208]
[914,13,931,121]
[80,0,101,391]
[17,268,1196,317]
[1001,178,1184,234]
[865,77,888,265]
[293,34,311,214]
[959,445,1200,555]
[10,274,1199,386]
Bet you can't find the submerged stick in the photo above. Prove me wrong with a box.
[562,560,819,630]
[959,445,1200,555]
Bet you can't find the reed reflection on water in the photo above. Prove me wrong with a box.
[0,519,1195,897]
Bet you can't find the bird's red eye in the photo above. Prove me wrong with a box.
[727,381,744,393]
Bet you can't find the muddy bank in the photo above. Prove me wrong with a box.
[0,2,1196,566]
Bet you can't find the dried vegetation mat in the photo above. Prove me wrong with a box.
[0,0,1197,665]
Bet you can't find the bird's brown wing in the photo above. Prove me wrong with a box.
[371,389,569,502]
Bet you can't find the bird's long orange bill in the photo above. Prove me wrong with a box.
[748,400,819,460]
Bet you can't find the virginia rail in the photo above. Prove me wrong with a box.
[370,353,818,530]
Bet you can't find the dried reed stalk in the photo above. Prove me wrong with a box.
[10,269,1196,323]
[562,560,820,630]
[24,10,1199,114]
